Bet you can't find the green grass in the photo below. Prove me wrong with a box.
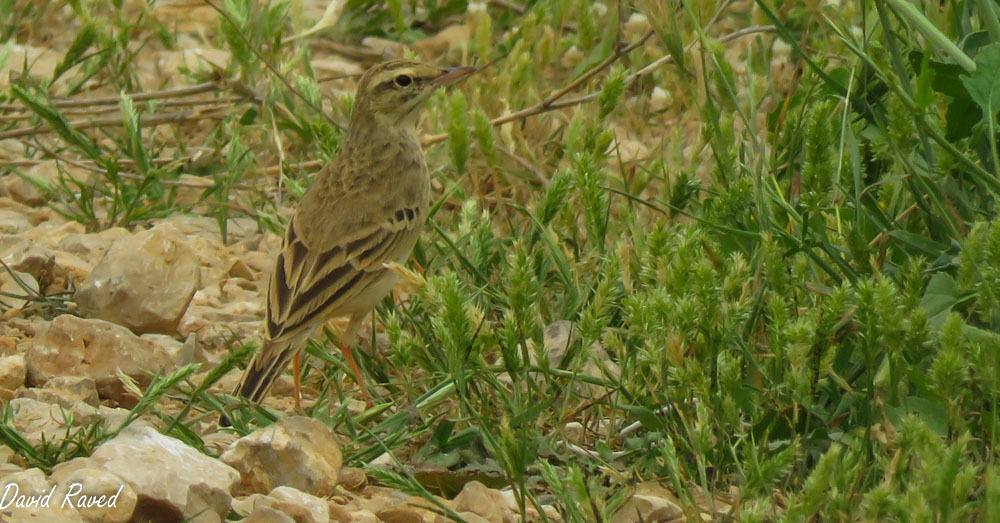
[2,0,1000,520]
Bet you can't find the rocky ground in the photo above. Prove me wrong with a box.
[0,1,738,521]
[0,198,725,521]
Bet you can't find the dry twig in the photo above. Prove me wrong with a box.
[0,96,244,121]
[256,25,775,177]
[0,82,221,111]
[421,25,775,146]
[25,141,240,190]
[0,108,229,141]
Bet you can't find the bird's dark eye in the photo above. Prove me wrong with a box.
[394,74,413,87]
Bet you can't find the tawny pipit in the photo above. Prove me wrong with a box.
[223,60,474,423]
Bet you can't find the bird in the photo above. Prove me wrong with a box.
[221,59,476,425]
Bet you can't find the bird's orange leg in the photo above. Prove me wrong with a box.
[340,313,373,407]
[341,342,372,407]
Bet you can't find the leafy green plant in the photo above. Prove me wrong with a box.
[4,0,1000,519]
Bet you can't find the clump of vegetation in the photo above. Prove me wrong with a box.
[1,0,999,519]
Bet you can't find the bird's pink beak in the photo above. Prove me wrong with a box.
[430,66,477,87]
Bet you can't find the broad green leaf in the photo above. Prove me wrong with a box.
[962,42,1000,117]
[919,272,960,319]
[885,396,949,437]
[620,404,666,431]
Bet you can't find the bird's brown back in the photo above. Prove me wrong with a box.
[264,112,430,343]
[223,59,472,422]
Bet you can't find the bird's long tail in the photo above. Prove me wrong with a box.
[220,338,296,426]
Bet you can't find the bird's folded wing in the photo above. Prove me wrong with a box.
[265,205,421,341]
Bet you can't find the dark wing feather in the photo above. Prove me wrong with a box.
[264,205,422,342]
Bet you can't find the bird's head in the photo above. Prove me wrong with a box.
[351,59,475,129]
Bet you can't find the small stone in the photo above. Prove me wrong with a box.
[58,227,131,261]
[563,421,585,443]
[328,502,355,523]
[26,315,175,403]
[540,505,562,520]
[221,416,343,497]
[244,505,297,523]
[497,490,550,522]
[456,512,493,523]
[8,397,123,449]
[21,219,85,244]
[202,430,240,455]
[0,235,55,281]
[0,209,34,234]
[234,491,328,523]
[75,223,201,334]
[0,467,82,520]
[51,467,138,522]
[228,258,256,280]
[240,250,274,275]
[378,504,434,523]
[452,481,509,522]
[8,398,93,446]
[610,482,684,523]
[230,493,265,515]
[52,250,93,287]
[368,451,395,468]
[48,456,92,482]
[337,466,367,492]
[345,509,379,523]
[4,174,46,207]
[267,486,330,523]
[87,424,239,521]
[142,333,197,367]
[0,353,26,389]
[347,486,411,515]
[222,277,259,301]
[0,461,24,480]
[690,485,731,519]
[162,215,258,244]
[18,376,100,408]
